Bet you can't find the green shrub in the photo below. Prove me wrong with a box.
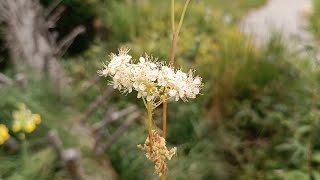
[311,0,320,41]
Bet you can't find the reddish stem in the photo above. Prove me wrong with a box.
[163,32,177,139]
[162,100,167,139]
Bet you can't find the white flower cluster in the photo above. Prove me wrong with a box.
[98,48,203,102]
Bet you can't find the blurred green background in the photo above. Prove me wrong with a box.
[1,0,320,179]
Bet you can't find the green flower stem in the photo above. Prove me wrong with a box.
[142,96,148,110]
[21,134,28,167]
[169,0,191,65]
[147,101,153,134]
[176,0,191,36]
[171,0,175,32]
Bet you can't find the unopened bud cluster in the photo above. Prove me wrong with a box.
[98,48,203,102]
[137,130,177,176]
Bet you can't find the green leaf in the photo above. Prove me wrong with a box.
[313,171,320,180]
[312,152,320,163]
[283,170,309,180]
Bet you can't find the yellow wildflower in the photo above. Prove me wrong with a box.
[24,122,36,133]
[0,124,9,145]
[12,121,21,133]
[33,114,41,124]
[12,103,41,134]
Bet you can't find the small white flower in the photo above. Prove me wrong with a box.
[149,62,157,69]
[139,84,146,91]
[139,57,145,63]
[114,72,120,80]
[193,77,201,85]
[133,82,139,89]
[147,95,154,101]
[168,89,177,97]
[120,54,132,62]
[193,88,200,95]
[102,69,108,76]
[142,91,148,96]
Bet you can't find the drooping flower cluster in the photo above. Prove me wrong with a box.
[98,48,203,102]
[137,130,177,176]
[0,124,9,145]
[12,103,41,133]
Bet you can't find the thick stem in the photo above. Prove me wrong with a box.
[147,101,154,155]
[147,101,153,134]
[161,174,166,180]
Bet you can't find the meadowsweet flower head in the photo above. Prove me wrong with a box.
[0,124,9,145]
[137,130,177,176]
[99,48,202,178]
[12,103,41,133]
[98,48,203,103]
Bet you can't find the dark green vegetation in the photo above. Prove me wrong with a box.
[3,0,320,179]
[311,0,320,41]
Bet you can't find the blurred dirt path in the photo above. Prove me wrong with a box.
[241,0,314,52]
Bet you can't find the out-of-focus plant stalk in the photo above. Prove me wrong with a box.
[171,0,175,33]
[177,0,191,37]
[20,134,28,167]
[162,0,191,179]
